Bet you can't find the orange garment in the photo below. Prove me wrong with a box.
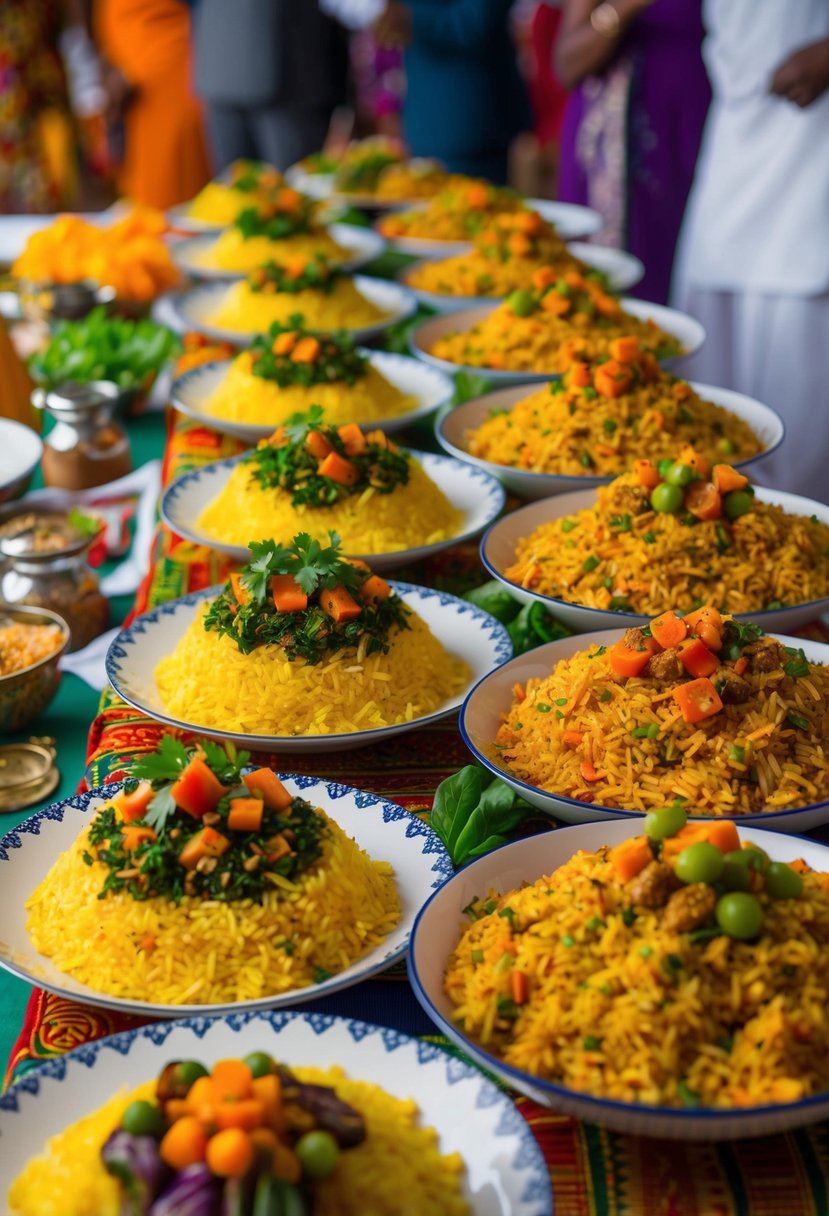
[96,0,212,209]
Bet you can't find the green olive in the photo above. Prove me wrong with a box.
[716,437,736,456]
[650,483,684,514]
[675,841,724,885]
[122,1099,165,1138]
[665,462,696,487]
[506,289,536,317]
[764,862,804,900]
[296,1130,341,1179]
[243,1051,276,1079]
[644,804,687,840]
[657,459,674,478]
[176,1060,209,1090]
[742,843,770,873]
[723,490,754,520]
[720,850,751,892]
[716,891,763,940]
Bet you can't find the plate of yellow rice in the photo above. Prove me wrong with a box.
[435,376,780,499]
[161,448,505,571]
[481,477,829,633]
[170,349,454,443]
[409,818,829,1139]
[173,223,385,281]
[1,1010,551,1216]
[105,583,511,753]
[0,772,452,1014]
[168,159,286,232]
[460,614,829,830]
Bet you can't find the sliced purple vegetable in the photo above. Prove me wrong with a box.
[149,1164,222,1216]
[276,1067,365,1148]
[101,1129,169,1215]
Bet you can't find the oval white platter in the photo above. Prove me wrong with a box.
[106,583,512,753]
[400,242,645,313]
[0,1009,552,1216]
[167,275,416,346]
[435,381,784,499]
[161,450,506,572]
[459,628,829,831]
[380,198,603,257]
[170,351,455,443]
[409,819,829,1141]
[0,775,451,1017]
[480,485,829,634]
[410,297,706,386]
[171,223,385,280]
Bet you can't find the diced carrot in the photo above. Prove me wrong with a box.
[609,636,658,678]
[634,459,660,489]
[580,758,602,782]
[214,1098,265,1131]
[121,824,157,851]
[170,757,229,819]
[269,573,308,613]
[541,292,571,316]
[677,445,710,478]
[672,677,723,724]
[320,584,362,623]
[594,359,633,398]
[734,656,749,676]
[272,332,296,356]
[305,430,333,460]
[178,826,231,870]
[360,574,392,604]
[115,780,155,824]
[609,336,640,363]
[712,464,749,494]
[185,1076,216,1112]
[609,835,653,882]
[227,797,264,833]
[276,186,302,211]
[252,1074,284,1131]
[337,423,367,456]
[789,858,810,874]
[684,480,722,521]
[243,768,293,811]
[564,270,585,290]
[566,361,591,388]
[511,970,529,1005]
[663,820,740,860]
[593,291,620,317]
[508,232,531,256]
[291,336,320,364]
[532,266,556,290]
[684,605,724,652]
[317,450,359,486]
[205,1128,255,1179]
[264,833,292,863]
[212,1060,254,1102]
[677,637,719,678]
[650,611,688,651]
[562,730,583,748]
[160,1117,207,1170]
[705,820,741,854]
[140,934,157,954]
[263,426,287,448]
[466,182,489,208]
[164,1098,190,1121]
[230,572,249,605]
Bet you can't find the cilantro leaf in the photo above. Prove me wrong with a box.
[130,736,189,783]
[142,786,178,834]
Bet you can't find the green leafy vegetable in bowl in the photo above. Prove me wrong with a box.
[29,307,180,391]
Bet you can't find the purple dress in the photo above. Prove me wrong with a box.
[557,0,710,303]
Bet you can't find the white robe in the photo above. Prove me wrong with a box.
[672,0,829,503]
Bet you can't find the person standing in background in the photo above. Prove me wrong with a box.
[672,0,829,504]
[192,0,348,173]
[555,0,710,303]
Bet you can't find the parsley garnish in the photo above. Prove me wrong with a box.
[248,320,368,389]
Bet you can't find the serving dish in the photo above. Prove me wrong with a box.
[171,224,385,280]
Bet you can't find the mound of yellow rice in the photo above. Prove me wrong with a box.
[202,355,415,426]
[9,1069,468,1216]
[185,183,260,225]
[156,603,469,737]
[205,277,388,335]
[193,226,347,273]
[26,809,399,1004]
[445,846,829,1108]
[467,376,762,475]
[494,642,829,815]
[504,472,829,615]
[196,457,462,553]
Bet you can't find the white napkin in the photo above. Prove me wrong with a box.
[59,625,120,691]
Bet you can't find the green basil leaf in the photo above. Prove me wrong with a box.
[430,766,484,855]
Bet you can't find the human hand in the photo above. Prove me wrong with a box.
[373,2,412,49]
[770,37,829,108]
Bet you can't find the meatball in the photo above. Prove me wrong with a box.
[611,484,652,515]
[645,647,684,681]
[717,668,752,704]
[629,861,681,908]
[662,883,717,933]
[743,637,785,673]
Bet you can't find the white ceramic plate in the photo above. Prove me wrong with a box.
[166,203,226,235]
[481,486,829,634]
[0,420,42,503]
[435,381,784,500]
[409,820,829,1140]
[401,243,645,313]
[0,1010,552,1216]
[380,198,603,257]
[284,166,336,198]
[0,775,452,1017]
[171,223,386,281]
[460,628,829,831]
[106,583,512,753]
[170,350,455,443]
[410,297,705,386]
[161,450,506,572]
[167,275,416,346]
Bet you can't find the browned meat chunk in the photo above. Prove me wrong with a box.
[629,860,682,908]
[717,668,752,704]
[662,883,717,934]
[644,647,684,681]
[622,627,650,651]
[743,638,784,673]
[611,484,652,515]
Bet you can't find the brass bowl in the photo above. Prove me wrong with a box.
[0,605,71,732]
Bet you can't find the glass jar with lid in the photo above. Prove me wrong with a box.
[31,381,132,491]
[0,509,109,652]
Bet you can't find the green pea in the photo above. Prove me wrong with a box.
[716,891,763,940]
[657,459,674,478]
[723,490,754,520]
[644,804,687,841]
[650,483,684,514]
[716,437,736,456]
[665,462,696,487]
[507,289,536,317]
[296,1130,341,1179]
[176,1060,209,1089]
[243,1051,276,1079]
[764,862,804,900]
[720,851,751,892]
[675,841,724,885]
[122,1099,165,1138]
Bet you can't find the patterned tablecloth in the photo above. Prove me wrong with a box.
[6,408,829,1216]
